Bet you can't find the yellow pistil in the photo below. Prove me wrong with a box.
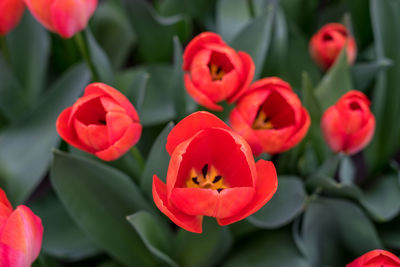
[252,110,274,130]
[186,164,227,192]
[209,64,225,81]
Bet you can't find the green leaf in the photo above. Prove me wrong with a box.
[30,193,101,261]
[351,59,392,91]
[50,150,157,267]
[157,0,214,22]
[231,4,275,79]
[216,0,251,43]
[7,12,50,104]
[223,228,309,267]
[127,211,178,267]
[125,0,191,62]
[116,69,149,113]
[301,198,382,266]
[360,175,400,222]
[248,176,306,229]
[0,63,90,204]
[378,215,400,250]
[314,48,353,111]
[366,0,400,172]
[141,122,174,197]
[174,218,232,267]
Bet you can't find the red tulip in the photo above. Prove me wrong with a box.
[347,249,400,267]
[152,111,277,233]
[24,0,97,38]
[56,82,142,161]
[0,188,43,267]
[183,32,255,111]
[229,77,310,156]
[0,0,25,36]
[321,90,375,155]
[309,23,357,70]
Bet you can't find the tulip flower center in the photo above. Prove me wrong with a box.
[252,110,274,130]
[185,164,227,193]
[209,64,225,81]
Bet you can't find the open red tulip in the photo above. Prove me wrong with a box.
[347,249,400,267]
[183,32,255,111]
[0,0,25,36]
[24,0,97,38]
[0,188,43,267]
[309,23,357,70]
[56,82,142,161]
[152,111,278,233]
[321,90,375,155]
[230,77,310,156]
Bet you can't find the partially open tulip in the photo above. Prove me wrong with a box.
[347,249,400,267]
[183,32,255,111]
[309,23,357,70]
[0,0,25,36]
[0,188,43,267]
[321,90,375,155]
[229,77,310,156]
[56,82,142,161]
[24,0,97,38]
[152,111,277,233]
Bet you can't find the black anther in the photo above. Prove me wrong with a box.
[202,164,208,177]
[192,177,199,185]
[213,175,222,183]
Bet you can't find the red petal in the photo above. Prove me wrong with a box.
[74,119,109,151]
[346,114,375,155]
[281,107,311,153]
[24,0,56,32]
[217,160,277,226]
[255,127,294,155]
[166,111,230,155]
[227,51,255,102]
[346,249,400,267]
[0,0,25,35]
[106,112,132,144]
[214,187,255,218]
[152,175,203,233]
[170,188,218,217]
[0,189,12,211]
[321,106,346,153]
[184,74,223,111]
[0,243,25,267]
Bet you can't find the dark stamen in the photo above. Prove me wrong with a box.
[213,175,222,183]
[99,119,106,125]
[202,164,208,177]
[217,188,223,193]
[192,177,199,185]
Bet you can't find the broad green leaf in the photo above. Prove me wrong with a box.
[91,0,135,69]
[248,176,306,228]
[30,193,101,261]
[366,0,400,172]
[116,69,149,113]
[352,59,392,91]
[127,211,178,267]
[7,12,50,104]
[51,150,156,267]
[174,218,232,267]
[0,63,90,204]
[314,48,353,111]
[378,215,400,250]
[280,0,318,35]
[141,122,174,197]
[125,0,191,62]
[223,228,309,267]
[345,0,373,49]
[231,4,275,79]
[216,0,251,43]
[157,0,214,21]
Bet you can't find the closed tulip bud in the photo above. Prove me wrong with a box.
[0,188,43,267]
[183,32,255,111]
[321,90,375,155]
[230,77,310,156]
[310,23,357,70]
[24,0,97,38]
[347,249,400,267]
[0,0,25,36]
[56,83,142,161]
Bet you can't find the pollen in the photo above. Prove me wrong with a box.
[186,164,227,192]
[209,64,225,81]
[252,110,274,130]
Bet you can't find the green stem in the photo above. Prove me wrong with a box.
[247,0,256,18]
[131,146,145,171]
[74,31,100,82]
[0,36,11,65]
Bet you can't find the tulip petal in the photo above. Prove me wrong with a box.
[321,106,346,153]
[184,74,223,112]
[281,108,311,153]
[166,111,230,155]
[24,0,56,32]
[170,188,218,217]
[346,115,375,155]
[0,0,25,35]
[217,160,277,226]
[0,189,12,212]
[346,249,400,267]
[227,51,255,103]
[0,243,25,267]
[74,119,109,151]
[152,175,203,233]
[106,112,132,144]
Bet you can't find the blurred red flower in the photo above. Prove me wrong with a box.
[230,77,310,156]
[309,23,357,70]
[0,188,43,267]
[321,90,375,155]
[183,32,255,111]
[0,0,24,35]
[24,0,97,38]
[56,82,142,161]
[152,111,277,233]
[347,249,400,267]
